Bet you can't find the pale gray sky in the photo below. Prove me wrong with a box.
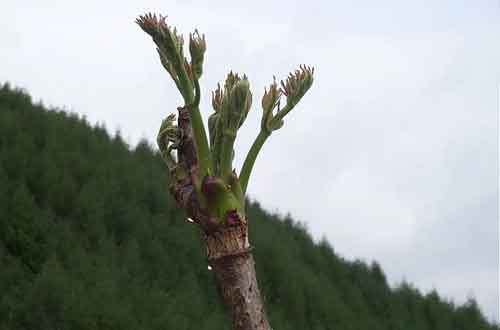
[1,0,499,322]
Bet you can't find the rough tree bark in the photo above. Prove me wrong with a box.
[173,106,270,330]
[207,224,270,330]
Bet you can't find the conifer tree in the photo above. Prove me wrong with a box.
[136,13,314,330]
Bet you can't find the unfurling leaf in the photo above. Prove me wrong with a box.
[157,113,178,152]
[156,113,180,171]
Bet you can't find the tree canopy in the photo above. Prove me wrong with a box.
[0,83,497,330]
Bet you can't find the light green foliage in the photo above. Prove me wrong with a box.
[136,13,192,100]
[210,72,252,178]
[137,13,314,222]
[137,13,211,181]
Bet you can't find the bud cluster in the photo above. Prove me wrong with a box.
[281,65,314,105]
[209,72,252,175]
[189,30,206,80]
[136,13,207,103]
[138,12,315,225]
[261,77,283,133]
[136,14,186,86]
[260,65,314,134]
[220,72,252,129]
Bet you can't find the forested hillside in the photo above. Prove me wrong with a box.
[0,83,497,330]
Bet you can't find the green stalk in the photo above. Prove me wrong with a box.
[166,36,210,178]
[189,79,212,178]
[220,130,236,181]
[169,37,193,102]
[239,130,270,193]
[211,132,221,173]
[270,102,294,127]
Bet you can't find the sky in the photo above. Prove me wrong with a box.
[1,0,499,322]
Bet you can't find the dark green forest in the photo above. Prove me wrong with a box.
[0,83,497,330]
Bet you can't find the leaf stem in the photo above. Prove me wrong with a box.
[189,79,212,178]
[270,102,294,127]
[239,130,270,193]
[220,130,236,181]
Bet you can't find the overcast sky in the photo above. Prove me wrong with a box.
[2,0,499,322]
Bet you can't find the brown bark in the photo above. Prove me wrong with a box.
[206,222,271,330]
[170,106,271,330]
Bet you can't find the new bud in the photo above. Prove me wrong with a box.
[224,71,241,91]
[201,175,228,200]
[189,30,206,79]
[261,77,281,113]
[261,77,281,133]
[208,112,219,147]
[136,13,184,65]
[229,78,252,130]
[211,83,223,112]
[211,72,253,177]
[136,13,194,102]
[263,65,314,132]
[280,65,314,106]
[215,73,252,133]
